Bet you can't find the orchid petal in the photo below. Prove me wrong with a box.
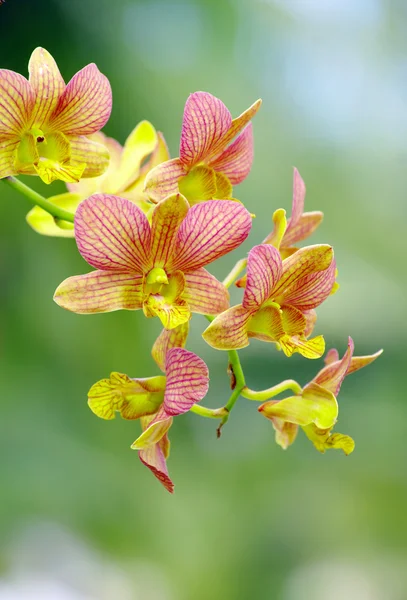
[116,120,158,192]
[313,337,354,395]
[54,270,143,314]
[70,135,110,178]
[139,440,174,493]
[183,268,229,315]
[0,69,34,138]
[324,348,340,365]
[213,171,233,199]
[202,305,251,350]
[163,348,209,415]
[303,309,317,337]
[279,334,325,359]
[303,424,355,456]
[179,92,232,167]
[28,47,65,128]
[88,373,165,420]
[271,418,299,450]
[208,123,253,184]
[347,349,383,375]
[144,271,190,329]
[243,244,283,310]
[26,192,80,237]
[170,200,252,273]
[152,322,190,372]
[48,63,112,135]
[281,259,337,311]
[263,209,288,249]
[178,165,217,203]
[74,194,151,272]
[149,193,189,267]
[143,158,186,203]
[248,304,284,343]
[324,432,355,455]
[131,412,173,449]
[0,138,19,178]
[283,211,324,247]
[288,167,306,228]
[34,157,85,185]
[281,304,307,335]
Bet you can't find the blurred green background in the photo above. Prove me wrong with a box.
[0,0,404,598]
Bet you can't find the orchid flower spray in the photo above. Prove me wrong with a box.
[1,48,382,492]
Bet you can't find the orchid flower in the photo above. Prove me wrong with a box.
[88,325,208,492]
[144,91,261,205]
[258,337,383,454]
[0,47,112,184]
[54,193,252,329]
[203,243,336,358]
[26,121,169,237]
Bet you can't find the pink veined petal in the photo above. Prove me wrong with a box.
[74,194,151,272]
[28,47,65,128]
[48,63,112,135]
[149,194,189,268]
[202,305,252,350]
[243,244,283,311]
[69,135,110,178]
[170,200,252,273]
[281,259,336,311]
[163,348,209,416]
[208,123,254,185]
[313,337,354,395]
[179,91,232,167]
[325,348,340,365]
[0,70,35,139]
[0,138,19,178]
[286,167,306,231]
[152,322,190,372]
[53,270,144,314]
[183,268,230,315]
[282,211,324,248]
[143,158,186,203]
[139,442,174,493]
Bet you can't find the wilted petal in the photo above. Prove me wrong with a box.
[149,193,189,267]
[70,135,110,178]
[152,322,190,372]
[88,373,165,420]
[163,348,209,415]
[243,244,282,310]
[75,194,151,272]
[178,165,217,203]
[0,138,19,178]
[202,305,251,350]
[28,47,65,128]
[183,268,229,315]
[0,69,34,138]
[144,158,186,203]
[313,336,354,395]
[208,123,253,184]
[170,200,252,273]
[179,92,232,167]
[281,259,336,311]
[54,270,143,314]
[283,211,324,247]
[26,192,80,237]
[48,63,112,135]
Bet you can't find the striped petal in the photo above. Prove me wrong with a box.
[347,348,383,375]
[70,135,110,178]
[0,70,34,139]
[248,304,284,343]
[0,138,19,178]
[288,167,305,228]
[202,305,251,350]
[48,63,112,135]
[144,271,190,329]
[179,92,232,167]
[74,194,151,272]
[26,192,80,237]
[28,47,65,128]
[132,410,173,449]
[152,322,190,372]
[270,419,299,450]
[143,158,186,203]
[303,424,355,456]
[163,348,209,416]
[279,334,325,359]
[54,270,143,314]
[178,165,217,204]
[243,244,283,310]
[283,211,324,247]
[139,435,174,493]
[183,268,229,315]
[170,200,252,273]
[149,193,189,267]
[281,259,337,311]
[208,123,254,184]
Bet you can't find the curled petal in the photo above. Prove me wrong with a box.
[203,305,251,350]
[144,158,186,203]
[48,63,112,135]
[163,348,209,415]
[152,322,190,372]
[279,334,325,359]
[75,194,151,272]
[281,259,337,311]
[170,200,252,273]
[28,47,65,128]
[208,123,253,184]
[347,348,383,375]
[149,193,189,267]
[26,192,80,237]
[54,270,143,314]
[70,135,110,178]
[183,268,229,315]
[263,209,288,250]
[144,271,190,329]
[0,69,34,138]
[178,165,217,203]
[139,441,174,493]
[213,171,233,199]
[132,411,173,449]
[243,244,282,310]
[283,211,324,248]
[303,424,355,456]
[179,92,232,166]
[0,138,19,178]
[313,336,354,395]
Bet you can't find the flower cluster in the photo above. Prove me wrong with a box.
[0,49,382,492]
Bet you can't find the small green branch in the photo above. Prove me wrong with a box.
[222,258,247,289]
[1,176,75,223]
[241,379,302,402]
[189,405,229,419]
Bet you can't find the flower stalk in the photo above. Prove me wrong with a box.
[241,379,303,401]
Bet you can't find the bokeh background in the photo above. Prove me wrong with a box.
[0,0,405,598]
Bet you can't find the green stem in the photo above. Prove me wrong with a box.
[190,405,229,419]
[222,258,247,289]
[241,379,302,402]
[1,176,75,223]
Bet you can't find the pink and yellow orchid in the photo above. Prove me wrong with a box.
[88,328,209,492]
[54,193,252,329]
[258,338,382,454]
[26,121,169,237]
[203,243,336,358]
[144,91,261,205]
[0,47,112,184]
